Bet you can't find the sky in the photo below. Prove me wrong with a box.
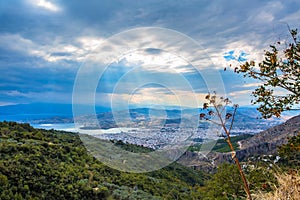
[0,0,300,110]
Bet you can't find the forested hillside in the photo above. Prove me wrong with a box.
[1,121,299,199]
[0,121,206,200]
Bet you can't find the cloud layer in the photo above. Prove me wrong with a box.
[1,0,299,107]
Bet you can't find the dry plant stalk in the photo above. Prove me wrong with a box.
[253,171,300,200]
[200,92,252,200]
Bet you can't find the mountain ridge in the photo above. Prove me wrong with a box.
[178,114,300,172]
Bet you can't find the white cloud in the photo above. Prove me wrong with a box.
[240,82,261,88]
[247,1,283,24]
[255,11,275,22]
[0,34,37,54]
[119,50,194,73]
[76,36,105,51]
[0,33,107,64]
[5,90,27,97]
[36,37,81,62]
[77,27,218,80]
[227,89,253,106]
[0,102,18,106]
[106,87,207,108]
[29,0,61,12]
[280,10,300,24]
[36,35,108,63]
[229,89,253,97]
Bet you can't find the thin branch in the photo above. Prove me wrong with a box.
[205,118,222,126]
[287,24,298,44]
[201,95,252,200]
[228,106,237,134]
[213,102,225,128]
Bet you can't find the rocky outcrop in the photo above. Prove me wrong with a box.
[234,114,300,161]
[239,114,300,151]
[178,114,300,171]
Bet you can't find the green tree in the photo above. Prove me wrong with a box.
[203,163,244,200]
[278,132,300,167]
[235,28,300,118]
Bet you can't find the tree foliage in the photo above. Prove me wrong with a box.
[278,132,300,168]
[0,121,205,200]
[235,28,300,118]
[202,163,245,200]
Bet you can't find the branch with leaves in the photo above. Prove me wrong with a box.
[200,92,252,200]
[233,28,300,118]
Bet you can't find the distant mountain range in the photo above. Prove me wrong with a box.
[0,103,110,122]
[1,103,299,135]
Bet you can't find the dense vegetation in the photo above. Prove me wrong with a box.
[0,121,298,199]
[278,133,300,168]
[189,134,300,199]
[0,121,206,200]
[199,135,300,199]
